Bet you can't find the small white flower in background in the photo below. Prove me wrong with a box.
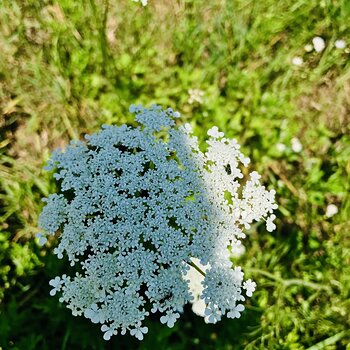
[325,204,338,218]
[276,143,286,152]
[334,39,346,49]
[291,137,303,153]
[132,0,148,6]
[291,56,303,66]
[188,89,204,105]
[312,36,326,52]
[304,44,313,52]
[39,104,277,341]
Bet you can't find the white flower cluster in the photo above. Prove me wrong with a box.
[292,37,347,67]
[132,0,148,6]
[38,104,277,341]
[188,89,205,105]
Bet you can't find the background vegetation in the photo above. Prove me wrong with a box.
[0,0,349,349]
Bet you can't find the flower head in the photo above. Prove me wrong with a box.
[291,137,302,153]
[291,56,303,66]
[312,36,326,53]
[325,204,338,218]
[334,39,346,49]
[132,0,148,6]
[188,89,204,105]
[304,44,313,52]
[276,143,286,152]
[39,104,277,340]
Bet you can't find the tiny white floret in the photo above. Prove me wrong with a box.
[227,304,245,319]
[130,326,148,340]
[266,215,276,232]
[243,279,257,297]
[160,313,180,328]
[49,276,62,296]
[207,126,224,138]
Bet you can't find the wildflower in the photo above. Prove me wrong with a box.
[39,105,277,340]
[312,36,326,52]
[291,56,303,66]
[334,39,346,49]
[132,0,148,6]
[188,89,204,105]
[326,204,338,218]
[276,143,286,152]
[291,137,302,153]
[304,44,313,52]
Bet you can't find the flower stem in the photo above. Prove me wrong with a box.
[247,268,331,291]
[187,260,206,277]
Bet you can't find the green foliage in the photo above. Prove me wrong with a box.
[0,0,349,349]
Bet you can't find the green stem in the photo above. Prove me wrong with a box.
[100,0,109,73]
[283,278,331,291]
[247,268,331,292]
[187,260,206,277]
[247,268,284,283]
[305,331,348,350]
[89,0,110,75]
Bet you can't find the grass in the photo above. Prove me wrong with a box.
[0,0,349,349]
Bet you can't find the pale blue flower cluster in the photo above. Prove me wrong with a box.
[38,104,277,340]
